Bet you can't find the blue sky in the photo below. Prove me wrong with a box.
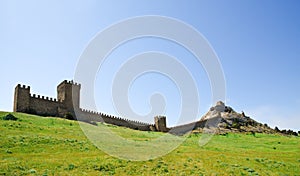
[1,0,299,131]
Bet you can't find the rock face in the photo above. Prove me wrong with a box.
[198,101,275,134]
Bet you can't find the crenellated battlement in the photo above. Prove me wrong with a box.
[30,94,58,102]
[78,108,153,127]
[58,80,81,87]
[17,84,30,90]
[14,80,167,132]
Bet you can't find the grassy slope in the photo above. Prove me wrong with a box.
[0,111,299,176]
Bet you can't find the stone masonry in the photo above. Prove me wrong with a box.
[13,80,167,132]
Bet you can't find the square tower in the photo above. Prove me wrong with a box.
[154,116,168,132]
[57,80,81,113]
[13,84,31,113]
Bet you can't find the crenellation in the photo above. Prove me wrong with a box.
[14,80,165,132]
[17,84,29,90]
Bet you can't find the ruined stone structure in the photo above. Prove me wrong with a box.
[13,80,167,132]
[14,80,80,118]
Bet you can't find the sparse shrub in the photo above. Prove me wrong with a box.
[274,126,280,132]
[187,158,193,162]
[2,114,18,121]
[68,164,75,170]
[163,167,169,173]
[292,131,298,136]
[94,163,115,174]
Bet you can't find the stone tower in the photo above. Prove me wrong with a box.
[154,116,168,132]
[13,84,30,113]
[57,80,81,117]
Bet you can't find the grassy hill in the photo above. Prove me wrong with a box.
[0,112,299,175]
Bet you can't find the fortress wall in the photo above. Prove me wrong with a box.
[168,117,222,135]
[77,109,104,122]
[78,109,154,131]
[14,81,158,132]
[29,94,61,117]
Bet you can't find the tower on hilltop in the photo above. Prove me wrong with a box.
[57,80,81,115]
[154,116,168,132]
[13,84,30,113]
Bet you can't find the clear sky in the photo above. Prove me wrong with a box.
[1,0,299,131]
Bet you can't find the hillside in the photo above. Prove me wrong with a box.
[198,101,276,134]
[0,111,299,175]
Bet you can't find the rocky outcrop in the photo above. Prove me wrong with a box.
[196,101,276,134]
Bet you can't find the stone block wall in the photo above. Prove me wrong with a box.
[13,80,164,132]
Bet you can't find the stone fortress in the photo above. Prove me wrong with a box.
[14,80,278,135]
[14,80,168,132]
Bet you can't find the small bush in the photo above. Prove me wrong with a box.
[2,114,18,121]
[68,164,75,170]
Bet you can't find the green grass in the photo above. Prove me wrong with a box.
[0,111,299,175]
